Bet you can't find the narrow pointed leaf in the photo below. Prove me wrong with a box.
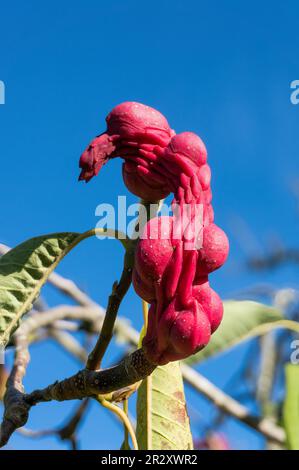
[185,301,282,365]
[136,362,193,450]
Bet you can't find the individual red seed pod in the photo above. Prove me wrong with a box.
[79,101,174,200]
[134,216,174,283]
[143,297,211,365]
[106,102,174,146]
[196,224,229,276]
[122,163,171,200]
[132,269,155,304]
[192,280,223,333]
[168,303,211,357]
[133,216,174,303]
[166,132,207,167]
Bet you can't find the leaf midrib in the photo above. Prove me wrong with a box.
[0,232,84,346]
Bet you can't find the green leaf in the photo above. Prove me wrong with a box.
[136,362,193,450]
[0,228,127,349]
[283,364,299,450]
[185,300,283,365]
[0,232,87,348]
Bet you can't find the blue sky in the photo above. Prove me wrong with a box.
[0,0,299,450]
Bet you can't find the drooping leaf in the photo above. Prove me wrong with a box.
[283,364,299,450]
[0,232,83,348]
[185,301,283,365]
[136,361,193,450]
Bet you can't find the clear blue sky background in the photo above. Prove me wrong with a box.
[0,0,299,450]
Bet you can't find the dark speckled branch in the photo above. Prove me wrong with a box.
[0,348,155,448]
[26,349,155,404]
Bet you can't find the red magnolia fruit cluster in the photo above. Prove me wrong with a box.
[79,102,229,365]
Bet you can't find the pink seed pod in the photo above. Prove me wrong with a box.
[79,101,174,200]
[198,164,211,190]
[79,102,229,365]
[166,132,207,166]
[132,129,229,364]
[136,215,226,364]
[133,216,174,302]
[143,296,211,365]
[192,280,223,333]
[132,269,156,304]
[168,303,211,358]
[135,216,173,281]
[106,102,173,146]
[196,224,229,275]
[122,160,171,200]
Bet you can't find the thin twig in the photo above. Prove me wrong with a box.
[50,329,88,363]
[17,399,90,450]
[0,347,155,447]
[48,272,97,307]
[57,398,89,448]
[180,363,285,445]
[98,397,138,450]
[248,248,299,270]
[86,199,156,371]
[86,242,135,370]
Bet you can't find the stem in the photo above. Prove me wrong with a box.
[86,199,158,371]
[80,228,129,251]
[142,300,149,331]
[86,242,135,370]
[123,399,130,449]
[0,348,155,448]
[98,397,138,450]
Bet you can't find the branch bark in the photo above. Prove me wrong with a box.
[0,348,155,447]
